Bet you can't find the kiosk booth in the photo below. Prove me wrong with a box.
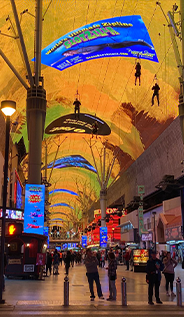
[5,222,47,279]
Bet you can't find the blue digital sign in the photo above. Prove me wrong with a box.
[24,184,45,235]
[100,227,108,248]
[40,16,158,71]
[16,178,23,209]
[81,235,87,248]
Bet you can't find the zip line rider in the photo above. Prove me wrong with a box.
[151,83,160,106]
[73,98,81,119]
[135,62,141,86]
[92,121,99,138]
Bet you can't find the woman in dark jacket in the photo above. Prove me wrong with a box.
[106,252,117,301]
[64,251,71,275]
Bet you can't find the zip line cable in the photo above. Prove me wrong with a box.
[80,0,98,102]
[89,0,120,115]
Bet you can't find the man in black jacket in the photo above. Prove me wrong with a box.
[146,250,164,305]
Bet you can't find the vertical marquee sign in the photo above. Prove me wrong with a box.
[100,227,108,248]
[138,185,146,237]
[24,184,45,235]
[81,235,87,248]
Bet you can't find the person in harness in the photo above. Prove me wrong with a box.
[135,62,141,86]
[92,121,99,138]
[151,83,160,106]
[73,98,81,119]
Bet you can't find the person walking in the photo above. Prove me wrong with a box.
[106,252,117,301]
[60,252,63,266]
[124,249,130,271]
[46,251,52,276]
[53,249,59,275]
[71,251,75,267]
[84,248,104,301]
[146,250,164,305]
[64,250,71,275]
[101,252,105,268]
[163,251,177,296]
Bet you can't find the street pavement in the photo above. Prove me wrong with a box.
[0,262,184,316]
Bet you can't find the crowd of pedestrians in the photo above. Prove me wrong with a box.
[45,247,179,304]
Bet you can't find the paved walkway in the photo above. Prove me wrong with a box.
[0,262,184,316]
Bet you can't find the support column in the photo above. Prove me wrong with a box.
[179,0,184,143]
[27,86,46,184]
[100,189,107,227]
[27,0,46,185]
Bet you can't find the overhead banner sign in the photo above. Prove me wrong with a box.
[45,113,111,136]
[24,184,45,235]
[100,227,108,248]
[40,15,158,71]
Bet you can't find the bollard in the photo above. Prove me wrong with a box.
[121,277,127,306]
[64,275,69,306]
[176,277,182,307]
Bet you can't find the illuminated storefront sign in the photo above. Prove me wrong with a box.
[40,16,158,71]
[133,249,149,264]
[141,232,152,241]
[81,235,87,248]
[100,227,108,248]
[62,243,77,250]
[0,209,23,220]
[24,184,45,235]
[45,113,111,136]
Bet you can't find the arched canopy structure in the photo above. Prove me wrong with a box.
[0,0,180,230]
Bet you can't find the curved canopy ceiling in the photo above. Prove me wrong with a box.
[0,0,180,230]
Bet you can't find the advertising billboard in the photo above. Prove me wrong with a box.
[100,227,108,248]
[81,235,87,248]
[40,15,158,72]
[24,184,45,235]
[0,209,24,220]
[133,249,149,264]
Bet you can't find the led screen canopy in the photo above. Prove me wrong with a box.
[49,189,78,196]
[46,155,96,173]
[50,203,74,209]
[40,15,158,71]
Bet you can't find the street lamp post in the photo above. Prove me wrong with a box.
[0,100,16,304]
[152,211,156,252]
